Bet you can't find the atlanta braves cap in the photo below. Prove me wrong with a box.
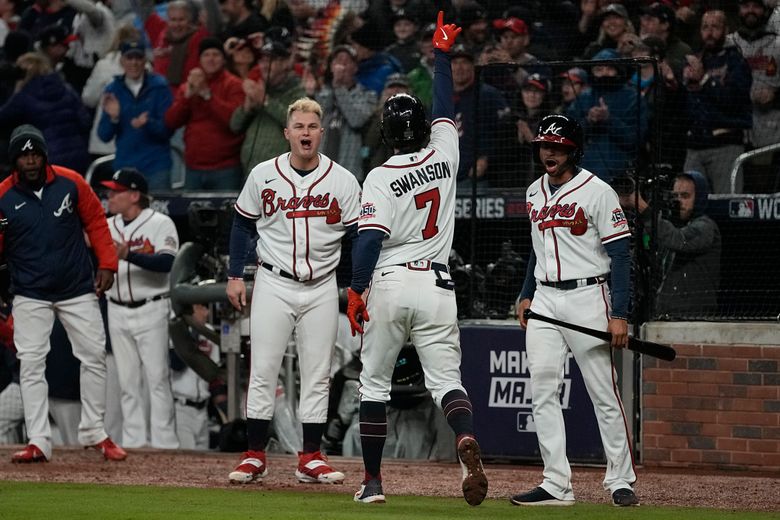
[8,124,47,163]
[101,167,148,194]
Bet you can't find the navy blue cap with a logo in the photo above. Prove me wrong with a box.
[101,167,148,194]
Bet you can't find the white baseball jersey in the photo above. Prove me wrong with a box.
[107,208,179,301]
[526,169,629,282]
[358,118,459,267]
[235,153,362,280]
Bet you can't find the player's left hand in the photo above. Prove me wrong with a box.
[346,287,369,336]
[608,318,628,349]
[95,268,114,297]
[432,10,462,52]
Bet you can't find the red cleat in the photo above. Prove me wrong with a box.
[295,451,344,484]
[11,444,48,463]
[89,437,127,461]
[229,450,268,484]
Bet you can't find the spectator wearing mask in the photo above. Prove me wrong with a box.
[619,171,721,319]
[567,48,648,183]
[683,10,752,194]
[165,37,245,191]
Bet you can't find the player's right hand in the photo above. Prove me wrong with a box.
[432,10,461,52]
[346,288,369,336]
[516,298,532,329]
[226,279,246,311]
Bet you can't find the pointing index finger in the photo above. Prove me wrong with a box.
[437,10,443,28]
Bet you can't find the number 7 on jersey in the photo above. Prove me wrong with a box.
[414,188,440,240]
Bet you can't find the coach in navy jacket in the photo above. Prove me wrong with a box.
[0,124,125,464]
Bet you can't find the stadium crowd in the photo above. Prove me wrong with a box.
[0,0,777,453]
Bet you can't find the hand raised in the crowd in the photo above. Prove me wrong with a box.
[588,97,610,123]
[683,55,704,86]
[130,111,149,129]
[243,78,266,108]
[186,68,207,98]
[432,10,462,52]
[102,93,120,119]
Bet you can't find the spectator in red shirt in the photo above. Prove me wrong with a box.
[165,37,245,191]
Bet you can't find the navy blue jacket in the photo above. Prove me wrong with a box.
[0,165,118,301]
[686,45,753,149]
[98,72,173,176]
[0,73,91,174]
[453,82,510,180]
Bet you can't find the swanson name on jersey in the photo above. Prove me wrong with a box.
[390,161,452,197]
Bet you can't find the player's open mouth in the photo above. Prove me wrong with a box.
[544,159,558,172]
[301,139,312,150]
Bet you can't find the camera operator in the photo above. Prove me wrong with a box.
[619,170,721,318]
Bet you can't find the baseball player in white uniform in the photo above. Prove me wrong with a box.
[513,114,639,507]
[226,98,361,484]
[346,12,488,507]
[171,303,219,450]
[103,168,180,449]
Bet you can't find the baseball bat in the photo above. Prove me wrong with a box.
[522,309,676,361]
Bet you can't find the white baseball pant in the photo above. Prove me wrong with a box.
[246,270,338,423]
[108,298,178,449]
[358,267,466,406]
[526,283,636,500]
[13,293,109,459]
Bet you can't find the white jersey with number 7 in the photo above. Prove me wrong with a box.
[358,118,459,266]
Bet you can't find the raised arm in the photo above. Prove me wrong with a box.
[431,10,461,122]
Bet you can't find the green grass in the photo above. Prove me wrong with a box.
[0,481,774,520]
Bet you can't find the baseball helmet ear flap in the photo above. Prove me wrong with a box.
[532,114,584,165]
[380,93,430,153]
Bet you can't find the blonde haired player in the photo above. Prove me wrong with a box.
[226,97,361,484]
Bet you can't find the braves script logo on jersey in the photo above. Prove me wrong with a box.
[128,237,155,254]
[260,189,342,224]
[527,202,588,235]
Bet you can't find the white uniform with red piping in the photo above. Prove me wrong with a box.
[235,153,361,422]
[524,169,636,499]
[356,118,466,406]
[107,208,179,449]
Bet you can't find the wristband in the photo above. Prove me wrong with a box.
[228,276,243,281]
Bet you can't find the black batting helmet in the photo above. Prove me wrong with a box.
[533,114,584,164]
[380,93,430,153]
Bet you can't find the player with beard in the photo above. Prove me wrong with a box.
[513,114,638,507]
